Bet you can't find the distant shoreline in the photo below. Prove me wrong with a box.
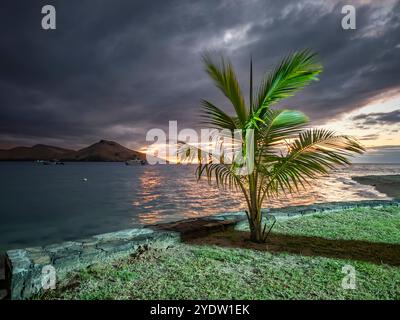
[352,175,400,198]
[0,140,146,162]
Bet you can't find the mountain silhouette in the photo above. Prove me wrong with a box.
[0,140,145,162]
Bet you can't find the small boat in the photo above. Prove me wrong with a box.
[125,159,147,166]
[36,160,65,165]
[36,160,52,165]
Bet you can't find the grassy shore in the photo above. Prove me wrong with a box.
[39,206,400,300]
[352,175,400,198]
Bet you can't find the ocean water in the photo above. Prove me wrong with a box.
[0,162,399,250]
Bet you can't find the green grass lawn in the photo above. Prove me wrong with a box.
[39,206,400,300]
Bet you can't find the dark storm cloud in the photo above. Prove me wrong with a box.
[0,0,399,149]
[352,109,400,126]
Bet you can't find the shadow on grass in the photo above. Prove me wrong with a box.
[185,231,400,266]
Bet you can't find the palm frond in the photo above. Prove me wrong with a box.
[202,53,248,125]
[200,100,238,130]
[196,163,243,191]
[254,49,322,117]
[263,129,365,195]
[258,109,309,146]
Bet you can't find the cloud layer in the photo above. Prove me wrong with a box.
[353,109,400,126]
[0,0,399,149]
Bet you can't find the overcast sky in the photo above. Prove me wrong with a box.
[0,0,399,157]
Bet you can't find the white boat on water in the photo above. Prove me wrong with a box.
[36,160,65,165]
[125,159,147,166]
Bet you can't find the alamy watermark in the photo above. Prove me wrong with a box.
[341,264,356,290]
[341,5,356,30]
[41,265,56,290]
[41,5,56,30]
[145,121,254,175]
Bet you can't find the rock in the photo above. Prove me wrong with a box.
[52,252,80,269]
[30,253,51,265]
[97,240,134,254]
[44,241,81,253]
[79,247,101,264]
[93,228,153,242]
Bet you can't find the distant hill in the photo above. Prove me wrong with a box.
[0,144,73,161]
[62,140,145,162]
[0,140,146,162]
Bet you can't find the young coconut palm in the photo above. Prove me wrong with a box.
[182,49,364,243]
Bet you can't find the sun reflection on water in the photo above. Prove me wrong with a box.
[132,164,396,225]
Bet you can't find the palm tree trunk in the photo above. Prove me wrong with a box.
[247,173,264,243]
[248,206,263,243]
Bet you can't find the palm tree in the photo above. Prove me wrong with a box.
[182,49,365,243]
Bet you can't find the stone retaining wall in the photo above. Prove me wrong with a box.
[5,199,400,300]
[6,229,180,300]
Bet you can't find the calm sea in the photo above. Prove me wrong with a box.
[1,162,399,250]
